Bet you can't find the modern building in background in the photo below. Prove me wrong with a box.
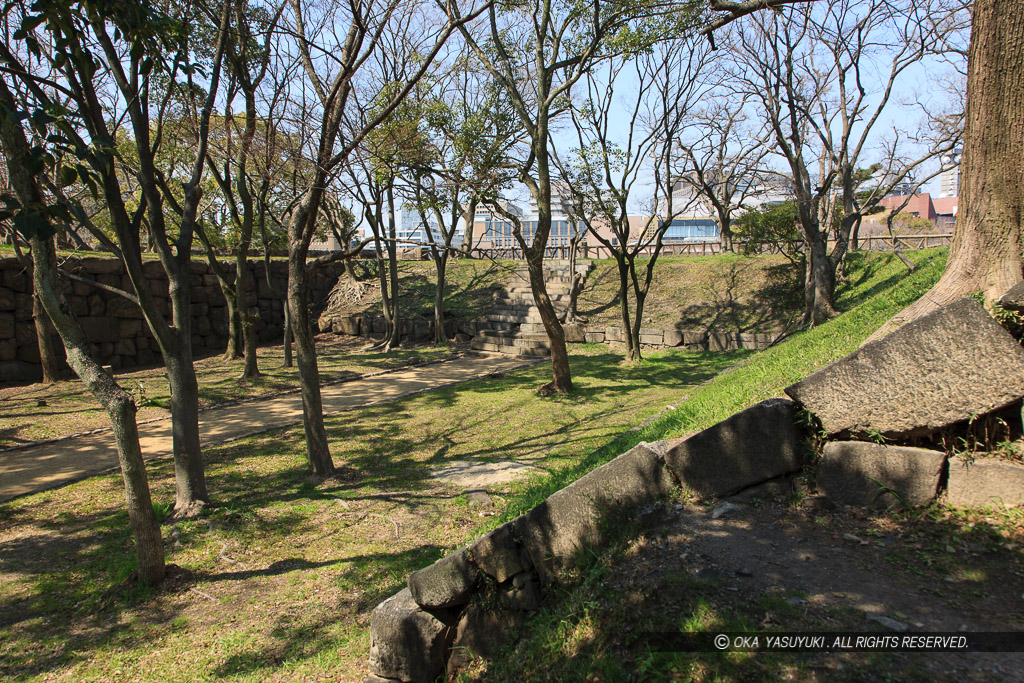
[939,148,962,198]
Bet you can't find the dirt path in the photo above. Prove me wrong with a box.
[0,352,539,502]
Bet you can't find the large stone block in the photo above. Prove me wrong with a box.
[79,316,120,343]
[108,295,142,319]
[0,287,15,311]
[584,331,605,344]
[446,604,525,669]
[604,326,626,343]
[466,522,531,584]
[786,298,1024,438]
[818,441,945,509]
[408,548,478,610]
[0,360,39,382]
[517,443,675,583]
[562,322,586,343]
[663,329,683,347]
[79,257,122,274]
[368,588,452,683]
[662,398,801,499]
[0,338,15,361]
[947,457,1024,508]
[0,312,13,339]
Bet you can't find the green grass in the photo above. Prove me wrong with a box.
[0,247,964,682]
[0,343,739,681]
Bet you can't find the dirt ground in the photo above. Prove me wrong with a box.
[586,494,1024,681]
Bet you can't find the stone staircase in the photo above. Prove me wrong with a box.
[470,260,594,357]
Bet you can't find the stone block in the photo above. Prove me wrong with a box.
[87,293,104,316]
[1,268,29,292]
[446,604,526,673]
[96,273,119,289]
[190,302,209,317]
[707,332,734,351]
[335,316,358,336]
[79,316,120,343]
[368,588,452,683]
[0,360,39,382]
[662,398,801,499]
[604,326,626,343]
[66,295,87,317]
[16,340,40,363]
[467,522,531,584]
[818,441,945,509]
[0,287,15,311]
[108,296,142,319]
[786,298,1024,438]
[0,338,15,361]
[0,312,13,339]
[563,322,586,343]
[517,443,675,583]
[946,457,1024,508]
[115,339,136,357]
[584,331,605,344]
[501,572,541,612]
[663,329,683,347]
[80,257,122,274]
[119,319,144,338]
[682,330,708,348]
[407,547,478,610]
[194,317,211,335]
[639,332,663,346]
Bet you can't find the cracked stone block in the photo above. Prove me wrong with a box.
[786,297,1024,438]
[368,588,453,683]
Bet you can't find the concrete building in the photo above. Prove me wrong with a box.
[939,149,962,198]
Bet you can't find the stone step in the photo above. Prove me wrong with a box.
[470,340,551,357]
[477,321,517,332]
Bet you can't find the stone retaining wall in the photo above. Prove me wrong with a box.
[318,314,458,344]
[366,398,802,683]
[0,256,343,382]
[568,323,777,352]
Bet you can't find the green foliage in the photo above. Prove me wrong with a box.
[734,201,802,259]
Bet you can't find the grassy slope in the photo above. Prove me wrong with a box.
[577,253,803,332]
[320,258,517,322]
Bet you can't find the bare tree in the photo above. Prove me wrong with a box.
[676,92,771,253]
[282,0,484,475]
[559,37,709,361]
[446,0,690,392]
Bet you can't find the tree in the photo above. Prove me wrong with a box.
[878,0,1024,335]
[1,0,231,516]
[676,91,771,253]
[0,80,164,585]
[198,0,285,380]
[282,0,483,475]
[447,0,694,393]
[729,0,962,325]
[559,37,709,361]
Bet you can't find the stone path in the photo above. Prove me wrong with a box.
[0,352,539,503]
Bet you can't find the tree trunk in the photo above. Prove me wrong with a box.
[282,297,293,368]
[32,290,59,383]
[164,345,208,517]
[236,252,259,378]
[615,256,636,361]
[718,210,734,253]
[805,232,837,326]
[385,186,401,351]
[433,254,447,345]
[224,292,242,360]
[288,244,334,477]
[32,234,165,584]
[872,0,1024,339]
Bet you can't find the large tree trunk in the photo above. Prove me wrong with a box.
[287,229,334,477]
[873,0,1024,338]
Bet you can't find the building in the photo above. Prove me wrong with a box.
[878,193,938,222]
[396,206,465,249]
[939,149,962,198]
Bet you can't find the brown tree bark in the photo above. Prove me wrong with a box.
[873,0,1024,338]
[0,95,164,584]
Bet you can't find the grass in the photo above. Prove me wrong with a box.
[320,258,517,322]
[1,246,988,682]
[577,253,803,332]
[0,343,741,681]
[0,336,456,447]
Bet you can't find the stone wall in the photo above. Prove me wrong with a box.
[0,256,344,382]
[569,323,777,352]
[366,399,803,683]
